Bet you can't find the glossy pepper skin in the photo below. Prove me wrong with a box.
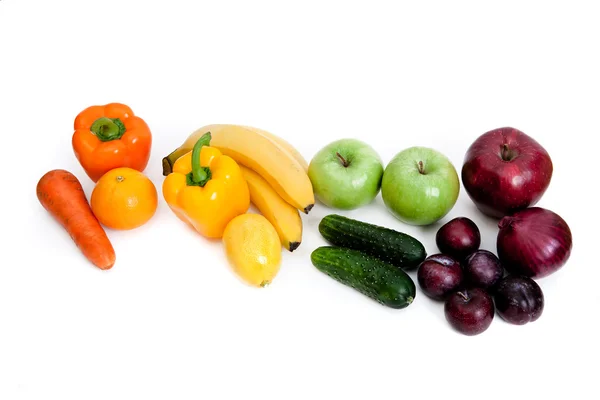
[162,132,250,239]
[72,103,152,182]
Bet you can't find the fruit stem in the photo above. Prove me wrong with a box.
[90,117,126,142]
[186,132,212,187]
[163,148,189,176]
[417,161,426,174]
[501,143,516,161]
[336,152,349,168]
[457,291,469,301]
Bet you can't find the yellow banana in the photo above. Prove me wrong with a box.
[163,124,314,213]
[210,125,314,213]
[240,165,302,252]
[239,125,309,172]
[162,124,308,174]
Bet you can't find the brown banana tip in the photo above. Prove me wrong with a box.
[162,158,173,176]
[304,204,314,214]
[288,241,301,252]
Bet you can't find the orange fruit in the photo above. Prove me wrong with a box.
[91,167,158,230]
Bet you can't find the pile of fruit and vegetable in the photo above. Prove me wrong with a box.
[37,102,573,336]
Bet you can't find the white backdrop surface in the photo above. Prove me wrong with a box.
[1,1,598,399]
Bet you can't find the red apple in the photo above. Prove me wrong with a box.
[461,127,553,218]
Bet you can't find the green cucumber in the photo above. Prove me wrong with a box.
[318,214,426,270]
[311,246,416,309]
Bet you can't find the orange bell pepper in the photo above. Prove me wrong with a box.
[162,132,250,239]
[72,103,152,182]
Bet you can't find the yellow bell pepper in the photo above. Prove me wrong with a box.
[162,132,250,238]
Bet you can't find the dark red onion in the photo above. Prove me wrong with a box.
[497,207,572,279]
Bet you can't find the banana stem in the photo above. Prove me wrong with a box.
[162,148,189,176]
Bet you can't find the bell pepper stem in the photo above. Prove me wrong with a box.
[186,132,213,187]
[90,117,126,142]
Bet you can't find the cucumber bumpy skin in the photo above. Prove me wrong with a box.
[318,214,427,270]
[311,246,416,309]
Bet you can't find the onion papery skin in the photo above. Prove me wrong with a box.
[497,207,572,279]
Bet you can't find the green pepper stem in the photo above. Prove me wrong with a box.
[90,117,126,142]
[186,132,212,187]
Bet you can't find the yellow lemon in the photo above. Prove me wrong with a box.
[223,214,282,287]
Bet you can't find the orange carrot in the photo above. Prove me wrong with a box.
[37,169,116,270]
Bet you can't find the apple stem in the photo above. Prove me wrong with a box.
[457,291,469,301]
[336,152,349,168]
[417,160,426,174]
[501,143,515,161]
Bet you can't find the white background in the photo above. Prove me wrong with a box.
[1,0,598,399]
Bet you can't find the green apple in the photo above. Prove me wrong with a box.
[381,146,459,225]
[308,139,384,210]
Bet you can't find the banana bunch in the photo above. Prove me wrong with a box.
[162,124,313,251]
